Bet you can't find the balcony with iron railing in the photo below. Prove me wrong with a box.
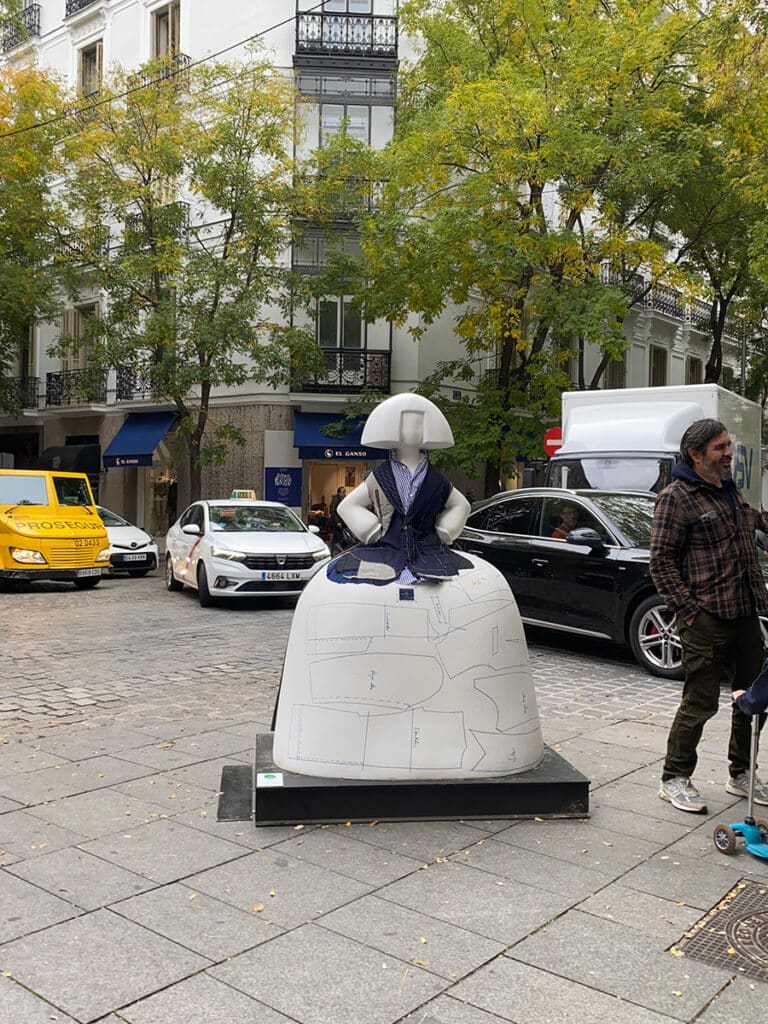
[292,348,391,393]
[123,201,190,246]
[115,365,156,402]
[7,377,40,409]
[296,10,397,59]
[2,3,41,52]
[65,0,102,17]
[56,225,110,265]
[130,52,191,88]
[45,369,107,407]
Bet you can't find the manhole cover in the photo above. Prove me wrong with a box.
[671,879,768,981]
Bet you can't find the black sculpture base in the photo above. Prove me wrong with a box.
[217,732,590,826]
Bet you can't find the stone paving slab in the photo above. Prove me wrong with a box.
[23,787,174,839]
[449,957,682,1024]
[318,892,504,980]
[576,881,704,941]
[0,974,80,1024]
[450,837,621,897]
[619,850,751,911]
[79,817,248,884]
[112,881,283,960]
[185,848,373,928]
[377,859,578,945]
[270,826,424,885]
[401,994,519,1024]
[0,755,154,806]
[115,973,297,1024]
[33,725,161,761]
[0,741,70,776]
[695,977,768,1021]
[0,869,81,944]
[209,922,446,1024]
[113,772,221,814]
[5,846,155,910]
[489,816,663,875]
[508,908,731,1020]
[0,908,209,1023]
[0,808,87,863]
[339,818,495,862]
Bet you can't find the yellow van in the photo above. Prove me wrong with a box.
[0,469,110,589]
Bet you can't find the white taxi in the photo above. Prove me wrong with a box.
[164,498,331,606]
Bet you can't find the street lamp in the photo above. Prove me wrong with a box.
[743,328,764,397]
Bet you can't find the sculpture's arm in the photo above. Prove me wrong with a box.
[435,487,471,544]
[338,483,382,544]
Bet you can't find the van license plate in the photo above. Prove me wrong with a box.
[261,571,301,581]
[75,568,102,578]
[122,553,145,562]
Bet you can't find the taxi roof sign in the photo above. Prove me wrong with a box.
[230,489,256,499]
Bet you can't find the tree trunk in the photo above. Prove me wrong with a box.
[188,435,202,503]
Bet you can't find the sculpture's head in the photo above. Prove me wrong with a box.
[361,393,454,450]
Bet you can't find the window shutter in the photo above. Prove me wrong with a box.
[61,309,77,373]
[95,40,103,90]
[170,2,180,52]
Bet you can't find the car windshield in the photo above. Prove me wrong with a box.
[97,506,130,527]
[0,474,48,505]
[53,475,92,506]
[208,504,305,533]
[588,494,656,547]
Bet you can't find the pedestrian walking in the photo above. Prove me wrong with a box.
[650,417,768,814]
[329,486,347,554]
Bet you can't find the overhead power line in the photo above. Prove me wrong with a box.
[0,1,326,141]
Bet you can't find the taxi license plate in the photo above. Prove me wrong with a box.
[75,567,102,578]
[122,553,145,562]
[261,571,301,581]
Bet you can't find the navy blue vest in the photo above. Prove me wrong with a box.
[329,461,471,584]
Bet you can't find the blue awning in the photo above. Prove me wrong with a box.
[293,411,386,461]
[103,412,178,469]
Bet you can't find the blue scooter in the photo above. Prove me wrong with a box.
[713,715,768,860]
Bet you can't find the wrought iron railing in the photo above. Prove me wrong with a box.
[57,226,110,265]
[687,297,711,331]
[65,0,100,16]
[599,265,646,303]
[648,283,685,319]
[124,201,189,246]
[297,12,397,57]
[115,365,156,401]
[3,3,41,51]
[7,376,40,408]
[130,52,191,88]
[45,370,107,407]
[293,348,391,393]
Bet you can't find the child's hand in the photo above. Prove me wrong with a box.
[732,690,746,700]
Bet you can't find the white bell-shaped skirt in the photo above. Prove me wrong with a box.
[272,554,544,780]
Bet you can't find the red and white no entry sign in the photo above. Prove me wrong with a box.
[543,427,563,456]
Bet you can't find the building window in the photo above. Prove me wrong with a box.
[153,1,180,58]
[78,39,102,98]
[686,355,704,385]
[318,297,363,348]
[320,103,370,145]
[61,304,98,372]
[604,354,626,389]
[649,345,667,387]
[324,1,373,11]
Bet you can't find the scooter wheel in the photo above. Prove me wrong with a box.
[713,823,737,854]
[755,819,768,843]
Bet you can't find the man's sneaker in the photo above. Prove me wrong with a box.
[659,776,708,813]
[726,773,768,805]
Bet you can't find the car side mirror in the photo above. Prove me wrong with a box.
[567,527,604,551]
[756,529,768,552]
[181,523,201,536]
[308,524,320,534]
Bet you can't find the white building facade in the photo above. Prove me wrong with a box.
[0,1,747,525]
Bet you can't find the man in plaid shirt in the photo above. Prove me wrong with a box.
[650,418,768,813]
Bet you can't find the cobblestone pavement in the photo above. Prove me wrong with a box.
[2,572,766,1024]
[0,573,681,737]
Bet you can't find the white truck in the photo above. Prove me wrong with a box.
[545,384,763,507]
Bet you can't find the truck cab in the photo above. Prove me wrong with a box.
[0,470,110,589]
